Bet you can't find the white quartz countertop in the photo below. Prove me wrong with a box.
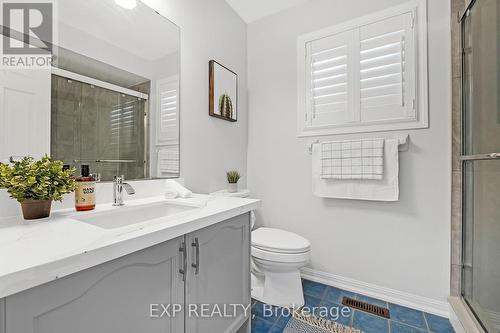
[0,194,261,298]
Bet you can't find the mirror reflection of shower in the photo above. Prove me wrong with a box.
[51,70,149,181]
[49,0,181,181]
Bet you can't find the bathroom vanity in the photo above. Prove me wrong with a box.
[0,195,260,333]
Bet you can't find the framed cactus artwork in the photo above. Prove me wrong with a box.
[209,60,238,122]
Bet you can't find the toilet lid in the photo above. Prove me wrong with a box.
[252,228,310,254]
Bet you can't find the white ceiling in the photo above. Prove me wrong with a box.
[57,0,179,62]
[225,0,310,23]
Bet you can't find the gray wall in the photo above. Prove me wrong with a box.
[247,0,452,305]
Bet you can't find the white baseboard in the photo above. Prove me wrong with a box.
[301,268,449,317]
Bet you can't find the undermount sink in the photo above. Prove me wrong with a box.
[73,202,197,229]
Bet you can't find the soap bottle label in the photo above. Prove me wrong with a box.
[75,181,96,208]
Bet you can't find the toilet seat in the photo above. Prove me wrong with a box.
[252,228,310,254]
[252,247,310,263]
[251,228,310,263]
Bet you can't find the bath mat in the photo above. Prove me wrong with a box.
[283,310,362,333]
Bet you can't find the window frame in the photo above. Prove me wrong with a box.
[297,0,428,137]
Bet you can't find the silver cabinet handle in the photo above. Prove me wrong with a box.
[179,241,187,281]
[191,238,200,275]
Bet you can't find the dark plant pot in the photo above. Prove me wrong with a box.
[20,199,52,220]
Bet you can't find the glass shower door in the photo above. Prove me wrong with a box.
[51,74,148,181]
[80,81,121,180]
[461,1,500,332]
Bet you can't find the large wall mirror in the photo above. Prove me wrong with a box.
[0,0,180,181]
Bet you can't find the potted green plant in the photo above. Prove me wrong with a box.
[226,170,241,193]
[0,156,76,220]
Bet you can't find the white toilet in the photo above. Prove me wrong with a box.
[251,227,311,308]
[211,189,311,307]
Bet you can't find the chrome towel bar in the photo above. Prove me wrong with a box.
[460,153,500,161]
[73,159,137,163]
[308,134,409,155]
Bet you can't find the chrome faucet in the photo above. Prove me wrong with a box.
[113,175,135,206]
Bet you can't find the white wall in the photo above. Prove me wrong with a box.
[142,0,248,194]
[247,0,451,307]
[0,0,453,310]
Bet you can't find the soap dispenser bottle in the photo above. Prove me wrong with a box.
[75,165,96,211]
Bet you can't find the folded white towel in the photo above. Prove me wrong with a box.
[313,139,399,201]
[321,138,385,180]
[165,179,192,199]
[164,188,178,199]
[165,194,211,207]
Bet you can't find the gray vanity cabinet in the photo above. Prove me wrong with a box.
[2,214,251,333]
[185,213,251,333]
[4,236,185,333]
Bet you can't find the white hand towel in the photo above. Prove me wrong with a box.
[164,194,211,207]
[164,188,178,199]
[312,139,399,201]
[320,138,385,180]
[165,179,192,199]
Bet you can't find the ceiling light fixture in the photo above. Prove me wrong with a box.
[115,0,137,10]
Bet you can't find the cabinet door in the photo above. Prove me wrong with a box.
[5,237,185,333]
[185,214,251,333]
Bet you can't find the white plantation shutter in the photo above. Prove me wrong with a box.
[298,2,427,136]
[156,77,179,144]
[307,30,355,128]
[359,12,415,122]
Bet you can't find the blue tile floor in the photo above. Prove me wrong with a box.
[251,279,455,333]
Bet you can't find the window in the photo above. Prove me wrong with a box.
[297,0,428,137]
[156,76,179,144]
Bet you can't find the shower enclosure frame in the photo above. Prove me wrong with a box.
[50,67,151,180]
[450,0,500,332]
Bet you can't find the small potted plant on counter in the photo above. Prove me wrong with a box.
[0,156,76,220]
[226,170,241,193]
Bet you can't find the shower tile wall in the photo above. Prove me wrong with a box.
[51,75,149,181]
[51,75,80,168]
